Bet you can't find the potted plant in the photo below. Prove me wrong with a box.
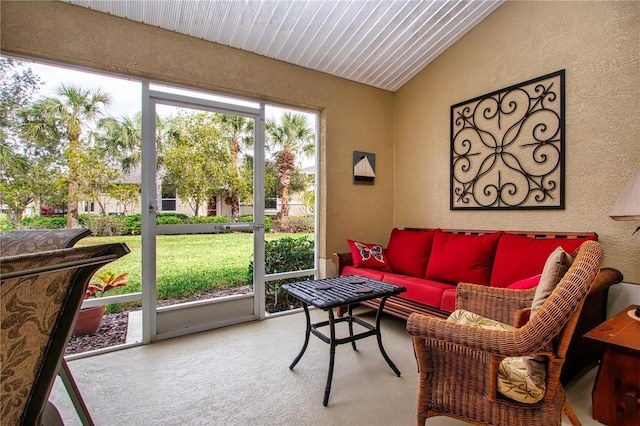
[73,271,128,336]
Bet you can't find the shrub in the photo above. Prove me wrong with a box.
[123,213,188,233]
[84,216,125,236]
[0,213,13,233]
[156,213,189,224]
[270,215,314,233]
[192,215,231,224]
[78,214,91,227]
[239,215,272,232]
[21,216,66,229]
[123,214,141,235]
[248,236,314,313]
[156,215,185,225]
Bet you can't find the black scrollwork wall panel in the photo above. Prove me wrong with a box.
[450,70,565,210]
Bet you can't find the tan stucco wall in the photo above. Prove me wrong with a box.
[394,1,640,283]
[2,1,638,283]
[0,0,396,271]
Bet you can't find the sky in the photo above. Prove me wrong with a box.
[23,60,315,124]
[27,61,143,119]
[15,58,317,167]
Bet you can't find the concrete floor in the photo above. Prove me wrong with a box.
[50,308,604,426]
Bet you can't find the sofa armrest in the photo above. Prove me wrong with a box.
[589,267,624,294]
[331,252,354,275]
[456,283,536,326]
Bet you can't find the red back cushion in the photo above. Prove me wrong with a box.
[385,228,436,278]
[490,233,597,288]
[425,231,502,285]
[347,240,392,272]
[506,274,541,290]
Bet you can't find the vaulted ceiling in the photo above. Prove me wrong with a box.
[67,0,503,92]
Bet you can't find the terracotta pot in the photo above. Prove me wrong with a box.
[73,305,105,336]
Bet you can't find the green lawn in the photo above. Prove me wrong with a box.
[78,233,313,301]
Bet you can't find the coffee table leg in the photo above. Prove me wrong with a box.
[376,296,401,377]
[348,304,357,350]
[289,302,311,370]
[324,307,337,406]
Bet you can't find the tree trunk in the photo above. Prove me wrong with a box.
[280,185,289,222]
[8,205,24,228]
[66,180,79,228]
[277,148,295,222]
[231,193,239,223]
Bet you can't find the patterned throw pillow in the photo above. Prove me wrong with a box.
[347,239,392,271]
[447,309,546,403]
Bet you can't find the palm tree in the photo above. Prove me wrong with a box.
[21,84,110,228]
[98,113,142,173]
[265,112,315,222]
[219,114,254,222]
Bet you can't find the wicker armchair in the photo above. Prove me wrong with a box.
[406,240,605,426]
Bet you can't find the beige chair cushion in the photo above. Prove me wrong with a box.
[447,309,546,403]
[523,246,573,383]
[497,356,546,403]
[530,246,573,317]
[447,308,516,331]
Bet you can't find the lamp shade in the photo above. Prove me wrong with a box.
[609,167,640,221]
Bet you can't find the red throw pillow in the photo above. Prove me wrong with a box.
[347,239,392,271]
[385,228,436,278]
[507,274,541,290]
[425,231,502,285]
[490,233,597,288]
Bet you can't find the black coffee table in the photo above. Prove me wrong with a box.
[282,275,406,406]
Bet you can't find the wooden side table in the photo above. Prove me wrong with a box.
[584,305,640,426]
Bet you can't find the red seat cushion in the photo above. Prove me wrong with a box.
[347,239,392,272]
[440,288,457,313]
[425,231,502,285]
[490,233,597,288]
[341,265,386,281]
[383,274,453,309]
[385,228,436,278]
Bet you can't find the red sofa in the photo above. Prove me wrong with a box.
[332,227,624,384]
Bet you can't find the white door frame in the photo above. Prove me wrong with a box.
[140,82,266,342]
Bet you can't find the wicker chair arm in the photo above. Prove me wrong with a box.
[331,252,354,275]
[456,283,536,325]
[406,312,550,358]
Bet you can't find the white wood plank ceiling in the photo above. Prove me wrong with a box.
[67,0,503,92]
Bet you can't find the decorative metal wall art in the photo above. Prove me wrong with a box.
[450,70,565,210]
[353,151,376,184]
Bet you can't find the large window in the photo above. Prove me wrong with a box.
[2,56,318,355]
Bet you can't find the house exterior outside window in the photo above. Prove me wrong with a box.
[160,181,177,212]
